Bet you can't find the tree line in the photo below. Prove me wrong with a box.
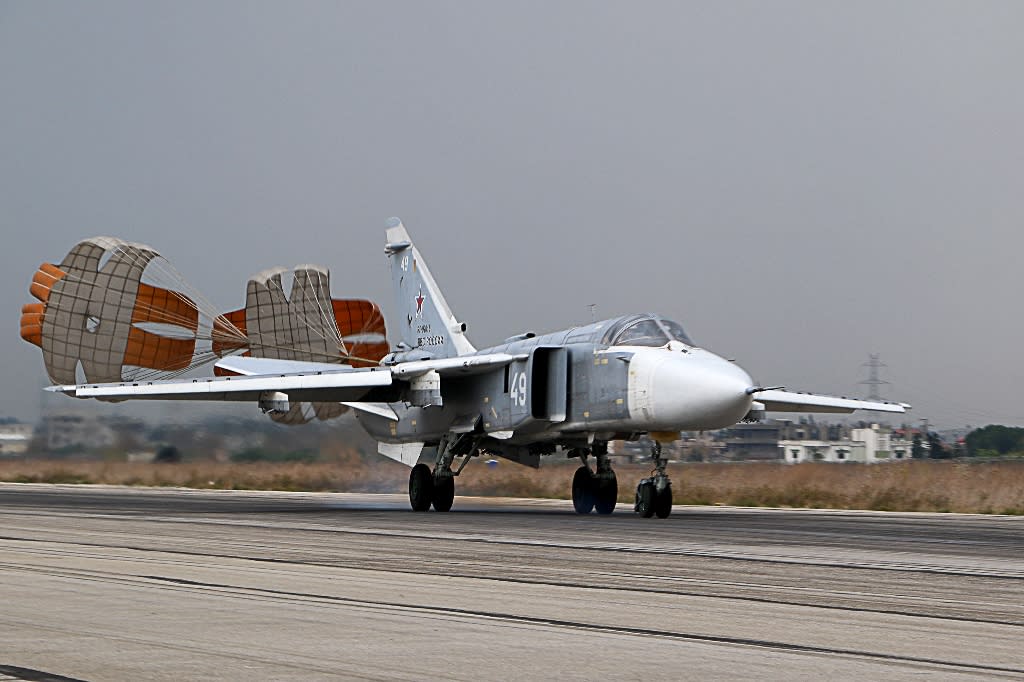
[963,425,1024,457]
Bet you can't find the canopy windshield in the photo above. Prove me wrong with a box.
[607,315,693,347]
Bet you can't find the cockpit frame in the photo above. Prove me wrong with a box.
[601,314,694,348]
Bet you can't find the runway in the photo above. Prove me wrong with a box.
[0,484,1021,680]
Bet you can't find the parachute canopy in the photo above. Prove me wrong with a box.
[210,265,389,425]
[22,237,203,386]
[23,237,389,423]
[211,265,387,370]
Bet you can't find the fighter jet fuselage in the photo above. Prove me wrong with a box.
[358,314,755,468]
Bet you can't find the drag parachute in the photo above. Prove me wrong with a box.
[211,265,388,425]
[211,266,387,369]
[22,237,388,423]
[21,237,208,387]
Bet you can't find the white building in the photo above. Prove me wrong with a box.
[779,424,911,463]
[0,423,34,456]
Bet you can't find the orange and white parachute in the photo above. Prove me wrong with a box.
[21,237,210,386]
[212,266,387,370]
[22,237,388,422]
[211,265,388,425]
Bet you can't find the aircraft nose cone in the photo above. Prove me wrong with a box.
[644,351,754,430]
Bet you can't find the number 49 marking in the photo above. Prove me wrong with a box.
[510,371,528,407]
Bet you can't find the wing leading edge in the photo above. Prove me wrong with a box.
[752,389,910,414]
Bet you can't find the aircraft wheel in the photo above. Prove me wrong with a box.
[432,475,455,512]
[408,463,434,511]
[654,483,672,519]
[635,480,655,518]
[572,466,596,514]
[594,472,618,515]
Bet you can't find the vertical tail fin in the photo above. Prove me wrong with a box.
[385,218,475,358]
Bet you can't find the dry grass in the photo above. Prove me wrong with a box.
[670,461,1024,514]
[0,458,408,494]
[1,458,1021,514]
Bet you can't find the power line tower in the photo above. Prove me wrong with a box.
[860,353,889,401]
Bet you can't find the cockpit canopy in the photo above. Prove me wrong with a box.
[602,314,694,348]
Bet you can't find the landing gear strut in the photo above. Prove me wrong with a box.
[571,442,618,515]
[407,432,479,512]
[635,440,672,519]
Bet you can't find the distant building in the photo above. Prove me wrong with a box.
[721,420,847,460]
[0,423,34,456]
[779,423,911,463]
[126,451,157,463]
[722,422,786,460]
[610,437,685,464]
[36,411,117,452]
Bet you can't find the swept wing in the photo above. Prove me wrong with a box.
[752,389,909,414]
[216,353,528,379]
[54,367,393,403]
[49,352,528,402]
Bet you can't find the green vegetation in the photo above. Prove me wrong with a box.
[912,433,925,458]
[965,425,1024,457]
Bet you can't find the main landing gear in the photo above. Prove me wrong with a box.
[408,463,436,512]
[635,440,672,519]
[408,433,477,512]
[408,461,457,512]
[571,441,618,515]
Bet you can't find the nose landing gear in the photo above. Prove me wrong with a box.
[635,441,672,519]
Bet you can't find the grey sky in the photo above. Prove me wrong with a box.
[2,2,1022,428]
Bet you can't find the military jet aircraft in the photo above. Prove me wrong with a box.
[37,219,909,517]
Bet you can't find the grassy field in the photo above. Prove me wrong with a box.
[1,458,1022,514]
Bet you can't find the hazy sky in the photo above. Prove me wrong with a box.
[2,2,1022,428]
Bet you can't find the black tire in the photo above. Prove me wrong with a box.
[408,463,434,511]
[635,481,655,518]
[572,466,595,514]
[654,483,672,519]
[432,475,455,512]
[594,472,618,515]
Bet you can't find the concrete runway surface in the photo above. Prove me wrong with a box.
[0,483,1021,681]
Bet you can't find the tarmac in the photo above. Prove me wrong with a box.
[0,483,1021,680]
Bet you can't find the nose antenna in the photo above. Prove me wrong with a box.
[746,385,785,395]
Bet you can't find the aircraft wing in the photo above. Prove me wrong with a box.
[752,389,910,414]
[390,353,528,378]
[49,352,528,403]
[216,353,528,379]
[215,356,357,376]
[51,366,394,403]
